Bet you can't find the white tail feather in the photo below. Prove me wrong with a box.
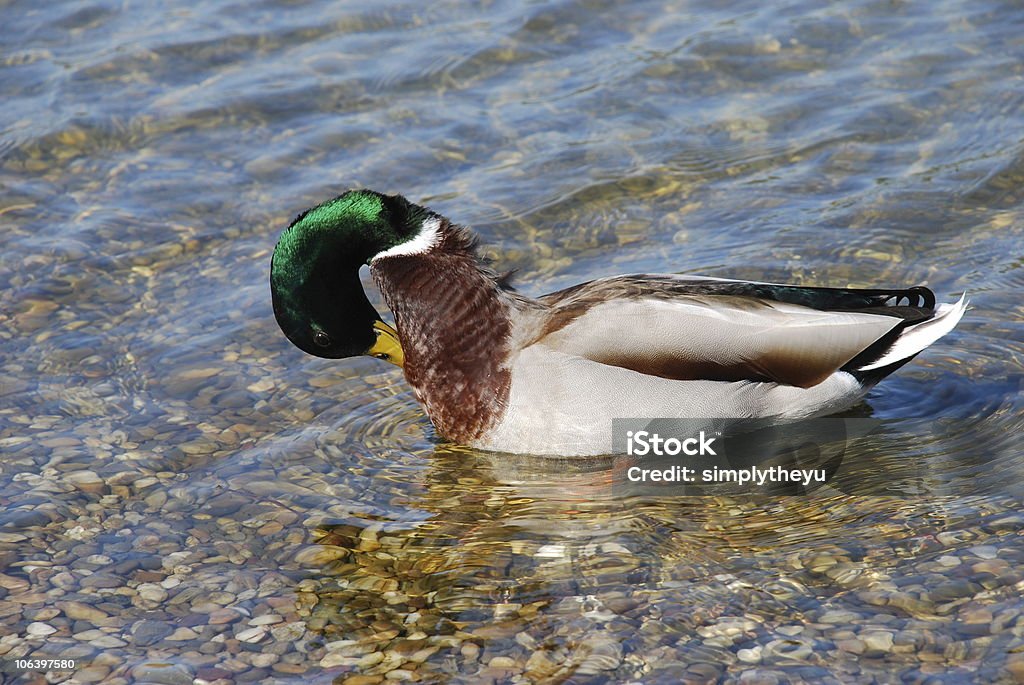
[857,292,967,371]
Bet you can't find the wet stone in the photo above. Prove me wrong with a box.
[57,600,108,622]
[236,626,267,643]
[26,622,57,637]
[203,492,250,517]
[137,583,169,603]
[73,666,110,683]
[737,647,762,664]
[131,662,195,685]
[983,514,1024,533]
[818,609,861,624]
[209,608,243,624]
[62,644,97,660]
[166,626,199,641]
[0,509,52,530]
[237,667,270,681]
[81,572,121,589]
[249,613,284,626]
[133,619,173,646]
[29,607,61,621]
[197,667,233,681]
[74,629,106,641]
[110,552,161,573]
[66,470,106,494]
[270,621,305,642]
[930,581,980,603]
[861,631,894,656]
[341,676,385,685]
[0,574,30,592]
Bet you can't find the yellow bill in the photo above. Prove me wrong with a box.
[369,320,404,367]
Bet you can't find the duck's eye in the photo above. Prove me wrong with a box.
[312,330,331,348]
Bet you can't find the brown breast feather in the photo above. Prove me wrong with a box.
[371,232,514,444]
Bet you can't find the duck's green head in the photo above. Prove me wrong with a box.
[270,189,427,365]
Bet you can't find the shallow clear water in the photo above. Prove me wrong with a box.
[2,0,1023,683]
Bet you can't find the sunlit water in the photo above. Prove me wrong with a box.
[2,0,1023,683]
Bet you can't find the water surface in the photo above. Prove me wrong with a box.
[2,0,1023,683]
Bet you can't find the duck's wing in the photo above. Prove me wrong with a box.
[533,274,950,388]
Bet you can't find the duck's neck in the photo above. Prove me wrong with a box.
[370,220,514,444]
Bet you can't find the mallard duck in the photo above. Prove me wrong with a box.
[270,189,966,456]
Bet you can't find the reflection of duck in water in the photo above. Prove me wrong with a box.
[271,189,966,456]
[294,449,869,682]
[296,451,725,681]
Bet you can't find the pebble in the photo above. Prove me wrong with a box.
[737,647,762,664]
[51,572,78,590]
[763,638,811,661]
[204,492,249,517]
[294,545,348,566]
[210,607,243,624]
[81,572,121,589]
[271,621,305,642]
[197,666,233,680]
[931,580,979,603]
[861,631,894,655]
[1007,656,1024,682]
[73,629,106,640]
[166,627,200,641]
[65,470,105,494]
[130,662,195,685]
[133,620,173,646]
[9,591,48,604]
[818,609,861,624]
[961,608,993,625]
[251,653,278,668]
[385,669,416,681]
[74,666,110,683]
[320,652,356,668]
[56,600,108,622]
[0,574,30,592]
[30,607,60,621]
[984,514,1024,532]
[237,627,267,643]
[89,635,127,648]
[249,613,284,626]
[837,638,866,655]
[26,622,57,637]
[341,677,385,685]
[973,559,1009,575]
[358,651,385,668]
[137,583,169,603]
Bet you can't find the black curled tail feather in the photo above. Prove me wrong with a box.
[742,283,937,315]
